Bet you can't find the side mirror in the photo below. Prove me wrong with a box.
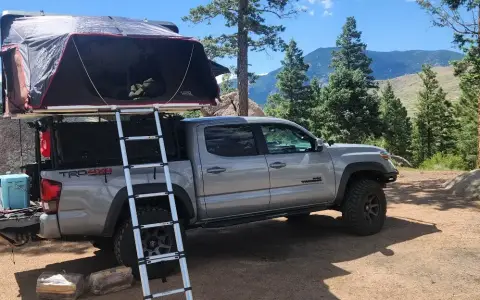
[316,138,324,152]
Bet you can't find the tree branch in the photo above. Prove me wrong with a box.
[257,8,297,18]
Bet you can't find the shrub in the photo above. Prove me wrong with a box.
[419,153,468,171]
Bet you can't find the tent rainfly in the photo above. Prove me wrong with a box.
[0,14,227,116]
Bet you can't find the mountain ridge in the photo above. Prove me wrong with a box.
[247,47,464,105]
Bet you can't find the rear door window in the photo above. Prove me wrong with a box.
[204,125,258,157]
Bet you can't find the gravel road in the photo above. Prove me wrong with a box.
[1,170,479,300]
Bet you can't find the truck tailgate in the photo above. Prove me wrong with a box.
[0,206,42,245]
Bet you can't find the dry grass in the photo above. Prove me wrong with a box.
[378,66,460,116]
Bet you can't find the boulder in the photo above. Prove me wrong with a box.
[201,91,265,117]
[443,169,480,201]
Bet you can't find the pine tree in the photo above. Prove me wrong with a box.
[331,16,376,88]
[380,81,412,158]
[454,72,479,169]
[183,0,301,116]
[319,67,381,143]
[412,64,455,164]
[317,17,381,143]
[417,0,480,166]
[264,39,312,127]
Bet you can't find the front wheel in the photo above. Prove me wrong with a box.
[342,179,387,236]
[113,206,185,279]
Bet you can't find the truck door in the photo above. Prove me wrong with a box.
[259,123,335,210]
[198,124,270,218]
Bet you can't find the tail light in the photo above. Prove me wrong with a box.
[41,179,62,214]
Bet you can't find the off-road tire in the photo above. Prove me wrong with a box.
[342,179,386,236]
[113,206,186,279]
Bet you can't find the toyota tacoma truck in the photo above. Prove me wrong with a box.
[0,114,397,279]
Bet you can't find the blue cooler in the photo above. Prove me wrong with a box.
[0,174,30,210]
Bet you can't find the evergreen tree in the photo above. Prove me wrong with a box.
[454,72,479,169]
[417,0,480,166]
[412,64,455,164]
[183,0,301,116]
[264,39,312,127]
[319,67,382,143]
[380,81,412,158]
[331,16,376,88]
[316,17,381,143]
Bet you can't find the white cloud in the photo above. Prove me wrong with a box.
[309,10,315,16]
[321,0,333,9]
[300,5,309,11]
[308,0,333,16]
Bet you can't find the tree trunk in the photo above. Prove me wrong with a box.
[237,0,249,116]
[477,5,480,168]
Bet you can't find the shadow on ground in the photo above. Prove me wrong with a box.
[14,215,440,300]
[0,240,92,256]
[386,178,480,211]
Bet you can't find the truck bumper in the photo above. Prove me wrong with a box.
[38,213,61,239]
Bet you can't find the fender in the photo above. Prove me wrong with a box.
[333,162,392,206]
[102,183,194,237]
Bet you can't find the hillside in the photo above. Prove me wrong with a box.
[378,66,460,116]
[247,48,463,105]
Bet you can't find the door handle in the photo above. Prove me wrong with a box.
[269,162,286,169]
[207,167,226,174]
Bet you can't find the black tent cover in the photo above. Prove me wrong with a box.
[0,13,229,116]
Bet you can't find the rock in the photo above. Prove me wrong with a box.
[87,266,134,295]
[201,91,265,117]
[443,169,480,201]
[36,272,85,300]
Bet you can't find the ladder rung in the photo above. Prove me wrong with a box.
[135,192,168,199]
[128,163,166,169]
[122,135,160,141]
[140,221,174,229]
[151,288,187,298]
[119,108,155,113]
[140,251,184,265]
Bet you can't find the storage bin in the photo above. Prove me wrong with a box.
[0,173,30,209]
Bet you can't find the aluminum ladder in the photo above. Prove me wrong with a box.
[115,108,193,300]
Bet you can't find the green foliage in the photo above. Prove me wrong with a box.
[419,152,468,171]
[219,72,237,95]
[380,81,412,158]
[317,67,382,143]
[417,0,480,168]
[182,110,202,118]
[264,39,312,128]
[314,17,381,143]
[412,64,456,164]
[183,0,301,115]
[453,68,479,169]
[331,17,376,88]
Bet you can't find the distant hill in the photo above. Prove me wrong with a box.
[378,66,460,116]
[247,47,464,105]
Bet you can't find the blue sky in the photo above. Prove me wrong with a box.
[1,0,459,74]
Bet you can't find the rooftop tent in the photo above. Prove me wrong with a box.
[0,13,228,116]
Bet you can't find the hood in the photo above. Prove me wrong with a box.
[327,143,387,154]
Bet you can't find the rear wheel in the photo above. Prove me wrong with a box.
[113,206,185,279]
[342,179,386,236]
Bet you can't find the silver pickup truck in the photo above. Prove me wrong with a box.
[2,115,398,279]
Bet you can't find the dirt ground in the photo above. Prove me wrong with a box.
[1,170,480,300]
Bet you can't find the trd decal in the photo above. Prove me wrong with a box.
[301,177,323,184]
[59,168,113,178]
